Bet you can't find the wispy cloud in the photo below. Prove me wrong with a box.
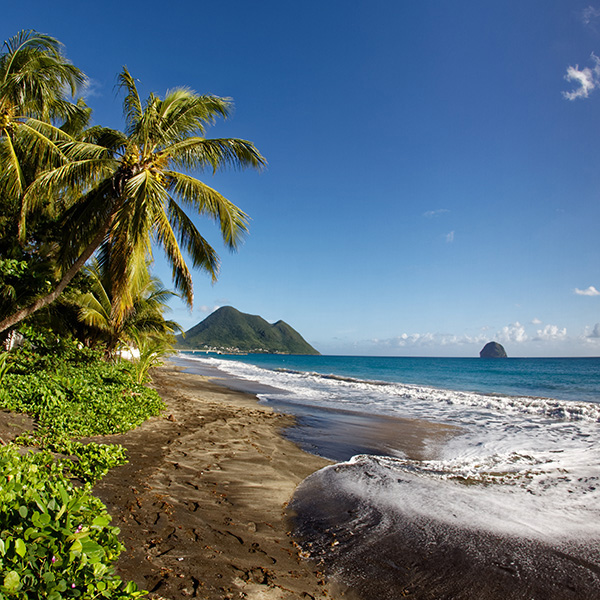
[531,317,542,325]
[423,209,449,218]
[362,320,590,355]
[79,77,103,100]
[575,286,600,296]
[582,5,600,26]
[198,304,221,314]
[563,54,600,100]
[585,323,600,338]
[369,331,488,350]
[445,231,455,243]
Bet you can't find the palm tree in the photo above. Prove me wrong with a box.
[0,30,87,235]
[0,67,265,333]
[0,30,88,335]
[71,256,180,357]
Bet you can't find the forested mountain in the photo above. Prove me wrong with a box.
[176,306,319,354]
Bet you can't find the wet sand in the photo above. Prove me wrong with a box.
[291,462,600,600]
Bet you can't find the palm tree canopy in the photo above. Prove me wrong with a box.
[23,67,266,327]
[0,30,88,241]
[72,256,180,354]
[0,30,85,121]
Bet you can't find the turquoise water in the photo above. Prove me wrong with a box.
[180,353,600,404]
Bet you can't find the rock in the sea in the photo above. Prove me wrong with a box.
[479,341,507,358]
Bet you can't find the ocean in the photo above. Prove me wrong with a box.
[174,353,600,598]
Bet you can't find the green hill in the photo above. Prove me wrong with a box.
[176,306,320,355]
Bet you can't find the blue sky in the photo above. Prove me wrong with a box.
[5,1,600,356]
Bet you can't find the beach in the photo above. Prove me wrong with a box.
[90,360,600,600]
[90,363,456,599]
[92,365,342,599]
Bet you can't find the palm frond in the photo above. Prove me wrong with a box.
[14,120,70,169]
[23,157,117,211]
[79,126,127,152]
[57,178,117,266]
[0,134,25,200]
[165,171,249,249]
[165,136,266,173]
[153,208,196,304]
[117,67,143,134]
[121,169,169,247]
[151,91,232,148]
[165,198,221,278]
[0,31,85,118]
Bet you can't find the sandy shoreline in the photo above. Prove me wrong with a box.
[93,365,346,599]
[89,361,600,600]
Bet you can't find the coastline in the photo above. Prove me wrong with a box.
[86,360,600,599]
[92,364,346,599]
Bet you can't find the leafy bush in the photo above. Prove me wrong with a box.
[0,341,164,598]
[0,352,10,383]
[60,442,129,487]
[0,446,146,599]
[13,439,129,488]
[0,354,164,441]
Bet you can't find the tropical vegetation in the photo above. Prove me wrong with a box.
[0,28,264,599]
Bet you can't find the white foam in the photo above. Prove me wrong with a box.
[312,452,600,541]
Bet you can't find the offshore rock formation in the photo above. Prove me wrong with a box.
[479,341,507,358]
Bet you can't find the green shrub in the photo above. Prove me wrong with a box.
[0,352,10,384]
[0,356,164,441]
[0,446,146,599]
[0,341,163,598]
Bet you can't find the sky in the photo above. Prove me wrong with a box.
[4,1,600,356]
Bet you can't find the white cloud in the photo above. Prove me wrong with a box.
[533,324,567,341]
[445,230,455,243]
[497,322,528,343]
[585,323,600,338]
[575,285,600,296]
[531,317,542,325]
[79,78,103,99]
[575,286,600,296]
[563,54,600,100]
[370,331,487,350]
[423,209,449,218]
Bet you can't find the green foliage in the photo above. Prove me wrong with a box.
[11,324,101,364]
[0,257,54,321]
[61,442,129,487]
[0,342,156,598]
[13,438,129,488]
[0,445,146,599]
[0,352,10,383]
[0,354,164,441]
[66,258,180,359]
[127,331,174,385]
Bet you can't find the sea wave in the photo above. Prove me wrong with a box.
[199,356,600,424]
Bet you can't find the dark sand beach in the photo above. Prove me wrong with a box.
[90,364,455,599]
[2,362,598,599]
